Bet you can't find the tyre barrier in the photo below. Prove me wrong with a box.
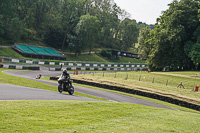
[50,77,59,80]
[50,77,200,111]
[49,68,62,71]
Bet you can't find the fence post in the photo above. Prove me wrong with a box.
[166,79,168,86]
[125,74,128,80]
[103,72,104,77]
[152,77,155,83]
[139,75,141,81]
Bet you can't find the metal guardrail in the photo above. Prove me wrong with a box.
[0,64,40,70]
[0,56,147,68]
[0,64,147,71]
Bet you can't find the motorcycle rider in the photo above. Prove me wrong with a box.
[61,69,70,82]
[58,69,74,95]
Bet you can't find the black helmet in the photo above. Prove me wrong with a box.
[63,69,67,74]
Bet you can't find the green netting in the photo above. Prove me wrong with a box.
[15,44,36,54]
[29,46,50,55]
[44,48,62,56]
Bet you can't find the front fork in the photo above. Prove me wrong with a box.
[60,81,71,91]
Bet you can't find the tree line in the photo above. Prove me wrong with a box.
[0,0,150,55]
[138,0,200,70]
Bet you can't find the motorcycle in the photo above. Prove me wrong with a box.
[58,75,74,95]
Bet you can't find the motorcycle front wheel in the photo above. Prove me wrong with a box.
[58,84,63,93]
[68,86,74,95]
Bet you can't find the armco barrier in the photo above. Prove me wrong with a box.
[49,67,146,71]
[0,56,147,71]
[1,64,40,70]
[67,78,200,111]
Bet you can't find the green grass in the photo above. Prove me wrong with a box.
[0,48,24,58]
[1,101,200,133]
[163,71,200,76]
[64,53,146,63]
[65,53,108,62]
[107,56,146,63]
[0,47,146,63]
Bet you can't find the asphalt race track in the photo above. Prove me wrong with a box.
[0,84,100,101]
[2,70,177,110]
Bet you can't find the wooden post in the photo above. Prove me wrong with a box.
[103,72,104,77]
[125,74,128,80]
[152,77,155,83]
[166,79,168,86]
[139,75,141,81]
[114,72,116,78]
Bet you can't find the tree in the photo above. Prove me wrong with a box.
[138,0,200,70]
[5,18,24,42]
[44,25,64,49]
[61,0,85,51]
[138,26,152,59]
[76,14,100,54]
[0,0,141,54]
[120,18,139,51]
[189,43,200,67]
[0,15,4,36]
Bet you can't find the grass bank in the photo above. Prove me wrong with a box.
[65,53,108,62]
[71,71,200,105]
[1,101,200,133]
[0,47,145,63]
[0,48,24,58]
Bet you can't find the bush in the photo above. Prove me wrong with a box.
[100,50,112,59]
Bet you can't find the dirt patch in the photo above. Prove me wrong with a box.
[152,72,200,78]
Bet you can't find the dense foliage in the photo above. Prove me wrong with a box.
[0,0,146,55]
[138,0,200,70]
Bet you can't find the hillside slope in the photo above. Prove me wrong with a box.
[0,47,146,63]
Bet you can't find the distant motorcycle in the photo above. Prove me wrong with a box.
[58,75,74,95]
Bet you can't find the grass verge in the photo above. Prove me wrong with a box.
[71,71,200,105]
[43,76,199,113]
[1,100,200,133]
[72,83,200,113]
[0,48,24,58]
